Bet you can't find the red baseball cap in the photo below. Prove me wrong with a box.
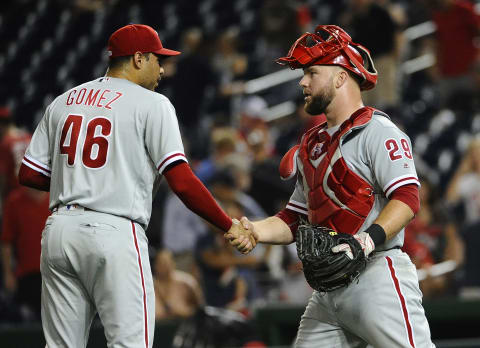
[107,24,181,58]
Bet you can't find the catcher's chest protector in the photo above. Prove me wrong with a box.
[299,107,375,235]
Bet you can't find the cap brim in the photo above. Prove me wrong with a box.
[275,57,291,65]
[153,48,181,56]
[275,56,301,69]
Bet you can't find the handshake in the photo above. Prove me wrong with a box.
[224,217,259,254]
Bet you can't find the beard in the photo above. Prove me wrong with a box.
[304,85,335,115]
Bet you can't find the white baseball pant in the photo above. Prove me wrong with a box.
[40,206,154,348]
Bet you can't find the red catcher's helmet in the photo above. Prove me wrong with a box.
[276,25,377,90]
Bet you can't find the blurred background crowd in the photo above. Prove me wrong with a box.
[0,0,480,345]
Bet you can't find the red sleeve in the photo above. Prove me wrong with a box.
[275,208,300,241]
[18,163,50,192]
[163,162,232,232]
[390,184,420,215]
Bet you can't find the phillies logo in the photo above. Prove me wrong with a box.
[310,143,325,160]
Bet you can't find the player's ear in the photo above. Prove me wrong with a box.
[132,51,144,69]
[334,69,348,89]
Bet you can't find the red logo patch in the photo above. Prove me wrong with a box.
[310,143,324,160]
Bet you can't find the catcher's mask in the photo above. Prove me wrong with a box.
[276,25,377,91]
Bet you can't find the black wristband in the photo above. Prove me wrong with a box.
[365,224,386,246]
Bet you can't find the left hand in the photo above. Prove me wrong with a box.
[331,231,375,259]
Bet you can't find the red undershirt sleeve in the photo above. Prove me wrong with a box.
[275,208,300,240]
[389,183,420,215]
[163,161,232,232]
[18,163,50,192]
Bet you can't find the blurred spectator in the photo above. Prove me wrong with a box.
[403,176,464,297]
[426,0,480,104]
[295,0,314,33]
[250,0,303,104]
[0,107,31,204]
[244,115,295,215]
[194,126,244,184]
[447,59,480,115]
[252,0,301,76]
[221,152,253,192]
[277,243,313,304]
[237,95,269,139]
[275,97,326,156]
[171,306,265,348]
[212,28,248,83]
[195,201,266,311]
[378,0,409,28]
[168,27,219,160]
[208,168,266,221]
[339,0,403,109]
[153,249,203,321]
[161,191,207,276]
[211,27,250,112]
[445,137,480,298]
[195,228,249,311]
[445,137,480,226]
[208,172,275,302]
[0,187,50,320]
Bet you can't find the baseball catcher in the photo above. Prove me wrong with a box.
[226,23,436,347]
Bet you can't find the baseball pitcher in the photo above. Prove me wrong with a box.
[19,24,252,348]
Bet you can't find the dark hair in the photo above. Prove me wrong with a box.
[207,169,236,188]
[108,53,151,69]
[108,55,132,69]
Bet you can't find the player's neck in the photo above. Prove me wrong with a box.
[325,100,364,128]
[106,67,140,85]
[325,88,364,128]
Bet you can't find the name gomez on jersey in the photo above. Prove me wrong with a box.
[66,87,123,110]
[23,77,187,228]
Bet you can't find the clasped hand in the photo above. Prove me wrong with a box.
[224,217,259,254]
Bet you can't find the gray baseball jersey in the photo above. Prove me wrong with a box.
[23,76,187,348]
[23,76,187,229]
[285,110,434,348]
[286,111,420,251]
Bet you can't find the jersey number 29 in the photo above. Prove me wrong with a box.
[60,114,112,169]
[384,138,413,161]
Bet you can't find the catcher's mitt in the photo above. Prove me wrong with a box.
[296,224,367,292]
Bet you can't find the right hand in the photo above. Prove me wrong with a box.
[224,217,258,254]
[331,231,375,259]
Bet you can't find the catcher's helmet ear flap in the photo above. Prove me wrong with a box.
[276,25,377,90]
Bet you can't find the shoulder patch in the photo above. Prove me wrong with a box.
[279,145,299,180]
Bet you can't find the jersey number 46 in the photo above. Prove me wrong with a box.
[60,114,112,169]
